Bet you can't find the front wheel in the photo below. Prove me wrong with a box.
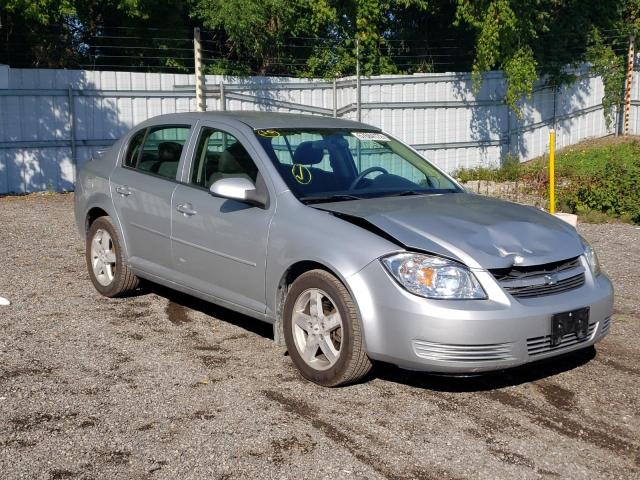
[86,216,139,297]
[283,270,372,386]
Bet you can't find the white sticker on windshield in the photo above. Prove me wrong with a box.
[351,131,390,142]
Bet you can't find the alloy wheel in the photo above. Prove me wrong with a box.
[291,288,343,370]
[90,228,117,286]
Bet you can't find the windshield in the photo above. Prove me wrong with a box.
[254,129,461,203]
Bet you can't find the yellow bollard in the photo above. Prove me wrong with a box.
[549,129,555,214]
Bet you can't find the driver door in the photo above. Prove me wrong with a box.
[170,123,274,314]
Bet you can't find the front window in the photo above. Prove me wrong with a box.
[190,127,258,189]
[254,129,460,203]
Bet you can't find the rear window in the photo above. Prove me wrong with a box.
[123,125,191,180]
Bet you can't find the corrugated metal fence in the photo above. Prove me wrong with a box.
[0,64,634,194]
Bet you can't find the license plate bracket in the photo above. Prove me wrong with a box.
[551,307,590,347]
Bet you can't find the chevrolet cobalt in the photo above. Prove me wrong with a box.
[75,112,613,386]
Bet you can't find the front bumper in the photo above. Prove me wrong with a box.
[347,260,614,373]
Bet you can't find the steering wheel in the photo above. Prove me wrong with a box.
[349,166,389,190]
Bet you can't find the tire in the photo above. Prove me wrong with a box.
[86,216,139,297]
[283,269,372,387]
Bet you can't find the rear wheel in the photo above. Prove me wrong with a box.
[283,269,372,386]
[86,216,139,297]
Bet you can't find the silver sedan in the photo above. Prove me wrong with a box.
[74,112,613,386]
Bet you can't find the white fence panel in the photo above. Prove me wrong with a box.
[0,65,635,194]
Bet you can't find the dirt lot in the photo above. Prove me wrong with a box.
[1,193,639,480]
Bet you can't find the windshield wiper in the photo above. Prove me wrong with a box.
[300,194,363,204]
[387,190,429,197]
[387,189,458,197]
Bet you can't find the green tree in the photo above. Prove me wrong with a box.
[190,0,316,74]
[190,0,434,77]
[2,0,637,122]
[1,1,194,70]
[2,0,83,67]
[454,0,631,114]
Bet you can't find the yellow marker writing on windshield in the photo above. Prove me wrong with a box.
[291,164,312,184]
[255,129,281,138]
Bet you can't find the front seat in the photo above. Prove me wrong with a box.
[289,140,340,192]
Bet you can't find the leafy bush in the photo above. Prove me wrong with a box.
[455,154,522,183]
[559,155,640,223]
[453,138,640,224]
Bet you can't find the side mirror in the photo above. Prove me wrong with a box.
[209,177,267,207]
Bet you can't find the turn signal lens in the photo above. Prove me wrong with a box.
[417,267,434,287]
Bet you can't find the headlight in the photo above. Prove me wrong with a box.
[581,237,601,276]
[381,253,486,299]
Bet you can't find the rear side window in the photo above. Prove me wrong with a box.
[125,125,190,180]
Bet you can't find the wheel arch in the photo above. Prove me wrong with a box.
[85,206,109,233]
[273,259,359,347]
[81,195,129,259]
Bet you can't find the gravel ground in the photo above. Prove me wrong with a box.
[1,193,639,480]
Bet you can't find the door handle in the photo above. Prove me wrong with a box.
[115,185,133,196]
[176,203,197,216]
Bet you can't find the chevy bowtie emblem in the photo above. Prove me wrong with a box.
[544,273,559,285]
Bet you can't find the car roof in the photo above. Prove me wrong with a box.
[139,111,380,131]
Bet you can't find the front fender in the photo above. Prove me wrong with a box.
[265,193,400,321]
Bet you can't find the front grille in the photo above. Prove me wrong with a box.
[502,272,585,298]
[490,257,586,299]
[601,316,611,335]
[413,340,514,362]
[527,322,596,356]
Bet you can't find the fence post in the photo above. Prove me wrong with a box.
[505,103,511,159]
[623,33,635,136]
[549,129,556,214]
[219,81,226,111]
[332,77,337,118]
[68,84,77,176]
[193,27,206,112]
[356,38,361,122]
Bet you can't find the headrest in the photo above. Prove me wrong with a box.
[293,141,325,165]
[158,141,182,162]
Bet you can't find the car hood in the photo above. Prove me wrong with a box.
[314,193,584,270]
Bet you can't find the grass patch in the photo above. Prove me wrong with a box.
[454,136,640,224]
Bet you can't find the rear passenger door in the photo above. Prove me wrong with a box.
[110,124,193,276]
[170,123,274,314]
